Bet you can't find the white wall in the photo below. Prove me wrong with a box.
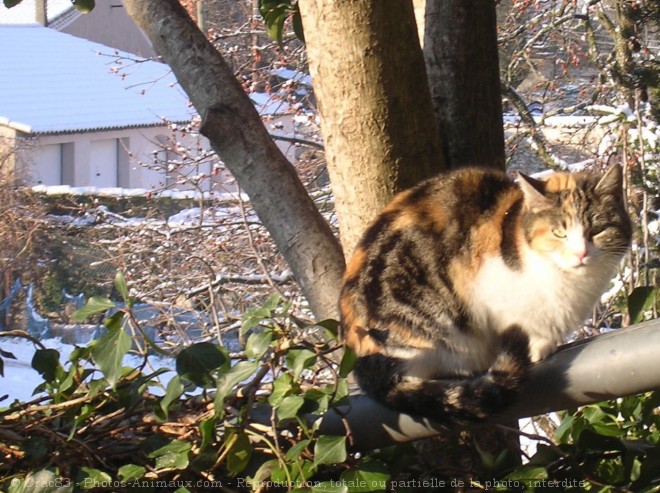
[14,126,227,191]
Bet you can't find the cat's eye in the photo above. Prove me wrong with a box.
[552,228,567,239]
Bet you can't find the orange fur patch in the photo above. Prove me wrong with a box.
[339,291,381,356]
[542,172,577,192]
[343,247,367,284]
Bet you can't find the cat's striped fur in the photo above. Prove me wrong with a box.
[339,165,632,422]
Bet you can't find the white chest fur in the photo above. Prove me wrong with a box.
[468,251,617,361]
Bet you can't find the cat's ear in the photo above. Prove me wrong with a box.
[517,172,551,209]
[595,164,623,196]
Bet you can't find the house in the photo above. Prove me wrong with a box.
[0,24,224,191]
[0,0,156,57]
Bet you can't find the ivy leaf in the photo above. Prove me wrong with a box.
[285,438,311,461]
[199,417,217,452]
[159,375,184,418]
[277,394,304,420]
[245,329,272,359]
[80,467,112,486]
[340,461,390,492]
[71,296,116,322]
[92,323,131,388]
[31,348,61,383]
[118,464,146,481]
[176,342,228,388]
[313,435,347,466]
[114,270,132,307]
[310,481,348,493]
[286,348,316,380]
[214,361,259,417]
[339,346,357,378]
[628,286,657,324]
[291,4,305,42]
[226,431,253,474]
[504,465,548,482]
[265,5,287,46]
[144,436,191,471]
[268,373,294,406]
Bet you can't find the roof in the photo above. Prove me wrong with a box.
[0,0,76,26]
[0,24,194,134]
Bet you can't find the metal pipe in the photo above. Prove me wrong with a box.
[318,319,660,451]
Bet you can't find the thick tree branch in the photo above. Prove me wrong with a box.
[124,0,345,320]
[316,320,660,451]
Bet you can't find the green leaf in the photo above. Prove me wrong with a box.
[262,293,282,311]
[287,348,316,379]
[241,308,272,337]
[286,438,311,461]
[214,361,259,416]
[313,435,347,466]
[92,324,131,388]
[628,286,657,324]
[159,375,184,417]
[268,372,294,406]
[277,394,305,420]
[555,414,575,443]
[72,0,95,13]
[314,319,340,338]
[144,436,191,470]
[339,346,357,378]
[226,431,253,474]
[199,417,217,451]
[80,467,112,489]
[340,461,390,492]
[3,0,23,7]
[31,348,61,383]
[291,4,304,42]
[504,465,548,482]
[175,342,228,388]
[104,310,124,331]
[71,296,116,322]
[310,481,348,493]
[245,329,272,359]
[114,270,132,307]
[117,464,146,481]
[240,294,282,336]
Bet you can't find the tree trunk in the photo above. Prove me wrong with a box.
[423,0,506,171]
[298,0,446,256]
[124,0,345,320]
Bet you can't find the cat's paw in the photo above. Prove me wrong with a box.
[529,338,557,363]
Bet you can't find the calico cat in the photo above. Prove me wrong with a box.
[339,165,632,423]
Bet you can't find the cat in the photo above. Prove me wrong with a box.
[339,165,632,423]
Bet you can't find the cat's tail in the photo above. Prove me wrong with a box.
[357,325,531,423]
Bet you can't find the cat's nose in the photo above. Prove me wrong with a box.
[575,249,588,264]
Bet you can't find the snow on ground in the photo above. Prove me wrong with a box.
[0,336,176,404]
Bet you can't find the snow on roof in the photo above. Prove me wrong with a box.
[269,67,312,87]
[248,92,292,116]
[0,0,74,25]
[0,24,194,134]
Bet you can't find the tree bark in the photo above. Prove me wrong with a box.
[298,0,446,256]
[423,0,506,171]
[123,0,345,320]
